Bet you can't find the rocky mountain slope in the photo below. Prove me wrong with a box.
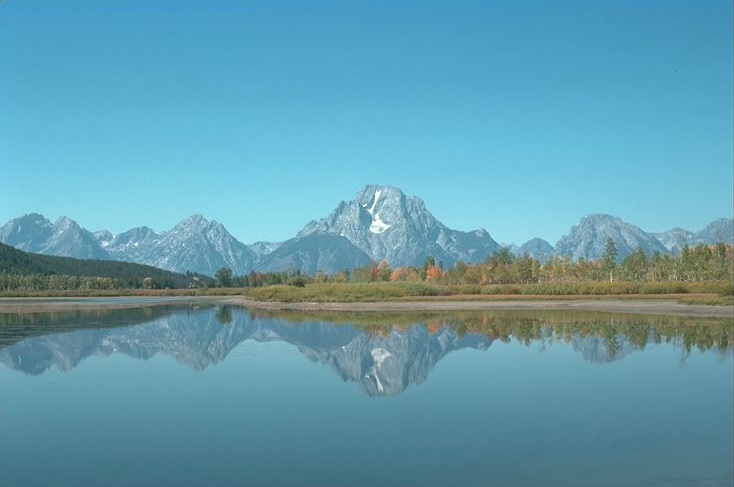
[290,185,501,271]
[554,214,669,262]
[256,233,372,275]
[517,238,555,260]
[100,214,258,276]
[0,213,109,260]
[653,218,733,254]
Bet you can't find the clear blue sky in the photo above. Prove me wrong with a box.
[1,0,732,245]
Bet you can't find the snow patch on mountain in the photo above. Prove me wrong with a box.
[361,189,392,234]
[363,189,382,216]
[369,213,391,234]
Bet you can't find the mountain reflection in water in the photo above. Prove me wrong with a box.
[1,305,732,397]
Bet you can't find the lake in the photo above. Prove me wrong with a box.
[1,304,732,487]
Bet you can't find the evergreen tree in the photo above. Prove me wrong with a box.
[602,238,617,282]
[215,267,233,287]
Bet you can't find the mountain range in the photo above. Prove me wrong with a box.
[1,184,731,276]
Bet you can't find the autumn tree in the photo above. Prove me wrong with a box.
[425,265,445,282]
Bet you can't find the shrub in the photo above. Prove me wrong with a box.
[288,276,307,288]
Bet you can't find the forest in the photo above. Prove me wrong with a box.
[0,243,206,292]
[240,241,733,287]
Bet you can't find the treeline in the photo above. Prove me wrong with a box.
[0,243,207,292]
[212,266,304,288]
[235,241,733,290]
[3,240,732,295]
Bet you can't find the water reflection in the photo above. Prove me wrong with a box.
[1,306,731,396]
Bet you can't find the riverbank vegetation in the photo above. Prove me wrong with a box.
[240,281,732,305]
[1,241,732,304]
[241,242,733,304]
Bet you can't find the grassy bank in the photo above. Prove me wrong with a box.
[241,280,733,305]
[1,280,731,306]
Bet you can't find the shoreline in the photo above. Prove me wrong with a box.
[0,295,732,318]
[222,297,734,318]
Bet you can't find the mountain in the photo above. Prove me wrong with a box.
[696,218,733,244]
[654,218,734,254]
[249,241,282,258]
[0,214,109,260]
[257,233,372,274]
[517,238,555,261]
[295,185,501,271]
[652,227,696,255]
[555,214,668,262]
[101,225,160,262]
[102,214,258,276]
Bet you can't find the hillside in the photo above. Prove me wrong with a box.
[0,243,198,289]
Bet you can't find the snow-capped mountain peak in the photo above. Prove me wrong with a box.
[289,184,500,268]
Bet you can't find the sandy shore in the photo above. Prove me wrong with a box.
[1,296,732,318]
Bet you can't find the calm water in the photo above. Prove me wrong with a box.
[1,305,732,487]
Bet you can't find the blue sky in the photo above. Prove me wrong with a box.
[1,0,732,246]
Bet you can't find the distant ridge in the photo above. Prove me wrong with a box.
[98,214,258,276]
[653,218,734,255]
[0,213,109,260]
[1,185,731,275]
[517,238,555,261]
[554,214,669,262]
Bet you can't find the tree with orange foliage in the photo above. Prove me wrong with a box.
[378,260,392,281]
[425,265,445,282]
[390,267,421,282]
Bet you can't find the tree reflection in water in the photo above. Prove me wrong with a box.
[1,305,731,396]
